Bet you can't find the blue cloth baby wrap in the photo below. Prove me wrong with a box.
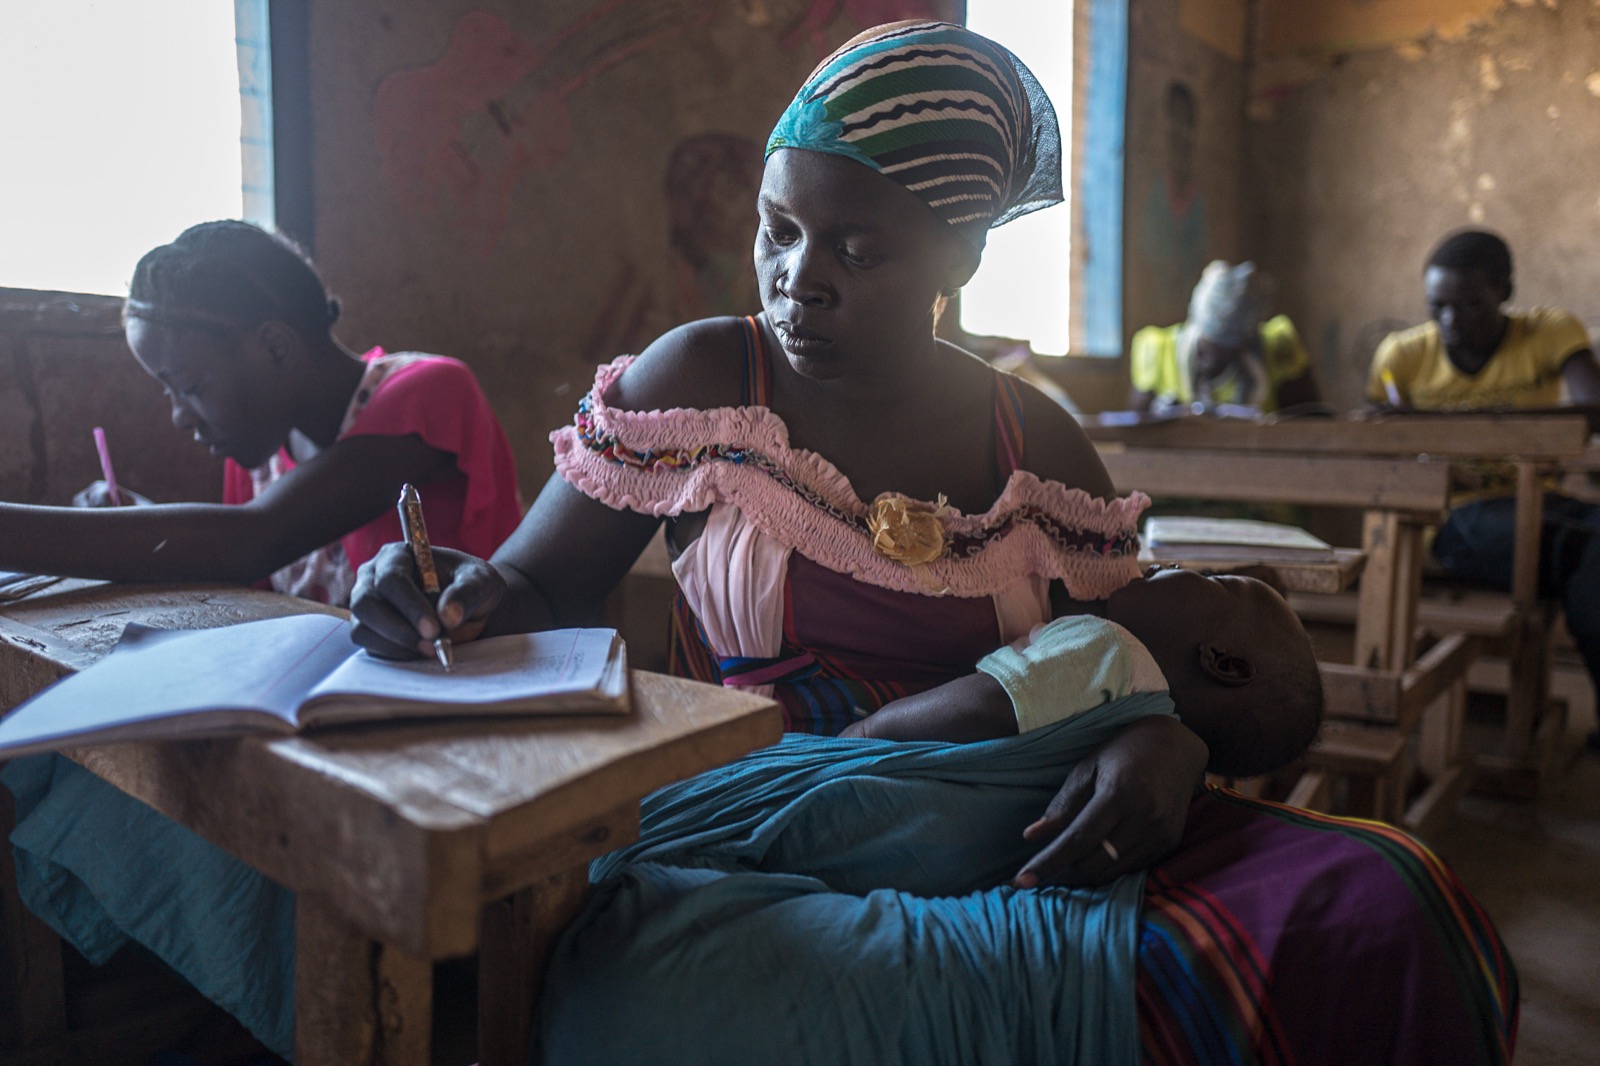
[4,693,1170,1065]
[538,694,1171,1066]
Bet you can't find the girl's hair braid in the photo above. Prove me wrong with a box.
[124,220,342,341]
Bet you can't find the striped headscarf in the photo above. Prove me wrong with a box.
[765,20,1063,250]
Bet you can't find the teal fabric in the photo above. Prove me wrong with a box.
[3,692,1172,1066]
[539,693,1174,1066]
[2,754,296,1057]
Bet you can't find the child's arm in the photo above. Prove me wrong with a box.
[840,672,1019,742]
[0,432,453,584]
[842,616,1147,743]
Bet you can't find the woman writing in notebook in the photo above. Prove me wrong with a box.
[8,25,1514,1065]
[354,22,1207,889]
[350,24,1509,1064]
[0,220,522,605]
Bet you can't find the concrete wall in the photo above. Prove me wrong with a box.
[1247,0,1600,408]
[305,0,954,501]
[0,289,222,506]
[1123,0,1251,342]
[20,2,1592,501]
[0,1,956,508]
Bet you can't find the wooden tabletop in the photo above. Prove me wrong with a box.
[1081,411,1591,460]
[1140,546,1367,595]
[0,582,783,959]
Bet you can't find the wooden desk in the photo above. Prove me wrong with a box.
[1092,412,1592,801]
[1138,547,1366,595]
[1083,410,1591,461]
[1095,437,1473,828]
[0,582,782,1066]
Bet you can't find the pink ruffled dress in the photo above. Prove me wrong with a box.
[552,317,1147,734]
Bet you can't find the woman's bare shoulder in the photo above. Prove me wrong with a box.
[604,317,752,413]
[1009,372,1116,500]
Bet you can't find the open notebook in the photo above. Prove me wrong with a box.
[1143,516,1335,563]
[0,613,629,759]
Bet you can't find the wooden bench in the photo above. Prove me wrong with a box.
[1091,412,1592,804]
[1097,441,1469,831]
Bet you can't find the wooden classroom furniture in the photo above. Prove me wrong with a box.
[1095,438,1471,831]
[0,581,782,1066]
[1138,545,1366,596]
[1090,412,1591,800]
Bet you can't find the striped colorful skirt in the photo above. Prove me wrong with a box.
[1137,788,1515,1065]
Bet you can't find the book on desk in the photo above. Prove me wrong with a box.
[0,613,630,759]
[1143,516,1337,564]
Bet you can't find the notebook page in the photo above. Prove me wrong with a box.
[305,628,620,711]
[0,614,355,755]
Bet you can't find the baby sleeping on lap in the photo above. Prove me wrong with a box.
[845,567,1323,780]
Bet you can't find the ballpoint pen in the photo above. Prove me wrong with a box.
[397,483,454,671]
[94,426,124,506]
[1380,367,1404,409]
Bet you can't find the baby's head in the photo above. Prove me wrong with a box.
[1106,567,1323,777]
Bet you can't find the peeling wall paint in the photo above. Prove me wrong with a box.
[1177,0,1246,61]
[1247,0,1600,409]
[1260,0,1511,57]
[310,0,953,501]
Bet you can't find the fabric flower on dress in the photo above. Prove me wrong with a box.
[867,495,951,566]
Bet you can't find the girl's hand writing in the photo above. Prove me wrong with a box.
[72,480,153,508]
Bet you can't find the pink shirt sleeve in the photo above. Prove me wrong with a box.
[337,356,524,570]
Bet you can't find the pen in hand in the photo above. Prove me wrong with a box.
[397,483,453,671]
[1380,368,1405,409]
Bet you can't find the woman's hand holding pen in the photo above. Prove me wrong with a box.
[349,543,507,659]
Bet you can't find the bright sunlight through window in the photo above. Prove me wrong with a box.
[0,2,257,297]
[960,1,1074,355]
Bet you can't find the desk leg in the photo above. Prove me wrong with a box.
[1502,462,1552,770]
[1356,511,1409,670]
[0,785,67,1051]
[480,867,590,1066]
[295,892,432,1066]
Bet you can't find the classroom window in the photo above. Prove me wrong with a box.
[960,0,1126,357]
[0,0,273,298]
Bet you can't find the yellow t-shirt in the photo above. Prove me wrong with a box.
[1366,307,1592,502]
[1365,307,1590,410]
[1129,314,1311,413]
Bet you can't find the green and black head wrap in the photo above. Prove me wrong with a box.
[766,20,1063,251]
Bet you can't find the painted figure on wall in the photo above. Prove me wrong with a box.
[373,4,715,257]
[778,0,944,52]
[665,133,763,320]
[1138,81,1208,324]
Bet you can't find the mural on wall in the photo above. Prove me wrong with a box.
[664,132,764,320]
[575,131,764,363]
[578,260,658,366]
[372,1,948,257]
[1251,0,1528,112]
[1137,79,1208,325]
[372,3,716,256]
[776,0,941,52]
